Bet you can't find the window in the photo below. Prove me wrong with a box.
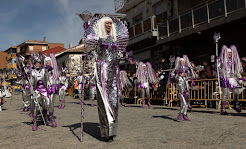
[133,14,143,25]
[12,49,16,53]
[29,46,34,51]
[42,46,46,51]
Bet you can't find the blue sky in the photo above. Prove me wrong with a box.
[0,0,116,50]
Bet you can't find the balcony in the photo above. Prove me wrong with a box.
[7,63,17,70]
[115,0,144,13]
[8,74,17,79]
[6,53,16,60]
[128,16,158,45]
[158,0,246,40]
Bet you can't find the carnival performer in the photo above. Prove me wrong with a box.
[30,52,56,131]
[170,55,196,109]
[16,55,31,112]
[44,54,59,125]
[85,15,129,142]
[175,70,191,121]
[0,85,5,111]
[58,67,68,109]
[136,62,159,109]
[119,70,132,106]
[75,70,86,104]
[218,45,245,115]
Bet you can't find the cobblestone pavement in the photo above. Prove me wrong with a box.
[1,94,246,149]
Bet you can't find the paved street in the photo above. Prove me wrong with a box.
[1,94,246,149]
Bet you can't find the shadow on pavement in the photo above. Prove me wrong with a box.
[153,106,178,111]
[189,109,219,114]
[63,122,104,142]
[153,115,179,122]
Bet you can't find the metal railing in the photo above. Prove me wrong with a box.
[166,78,246,108]
[158,0,246,37]
[128,16,157,39]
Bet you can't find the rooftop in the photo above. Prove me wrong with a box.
[42,46,67,56]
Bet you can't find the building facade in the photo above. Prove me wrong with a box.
[4,46,17,82]
[115,0,246,69]
[0,51,8,81]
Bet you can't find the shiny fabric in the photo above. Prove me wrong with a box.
[175,76,189,114]
[58,76,68,101]
[221,87,240,102]
[95,38,119,138]
[30,68,51,117]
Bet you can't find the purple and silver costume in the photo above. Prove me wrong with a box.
[44,54,59,117]
[16,55,31,112]
[136,62,159,108]
[85,15,128,139]
[219,45,244,114]
[30,52,56,131]
[119,70,132,106]
[89,65,97,107]
[170,55,196,110]
[58,67,68,109]
[75,71,86,104]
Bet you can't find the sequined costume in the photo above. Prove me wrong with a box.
[30,52,56,131]
[170,55,196,109]
[0,86,5,111]
[58,67,68,109]
[16,55,31,112]
[75,71,86,104]
[89,64,97,107]
[119,70,132,106]
[44,54,59,125]
[219,45,244,115]
[136,62,159,108]
[175,74,191,121]
[85,15,128,139]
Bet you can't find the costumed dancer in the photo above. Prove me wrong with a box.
[75,70,86,104]
[119,70,132,106]
[0,85,5,111]
[219,45,245,115]
[30,52,56,131]
[170,55,196,109]
[136,62,159,109]
[44,54,58,127]
[175,70,191,121]
[58,67,68,109]
[16,55,31,112]
[85,15,129,142]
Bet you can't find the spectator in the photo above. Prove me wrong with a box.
[190,61,199,79]
[242,60,246,77]
[201,60,213,79]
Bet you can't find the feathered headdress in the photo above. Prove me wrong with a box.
[219,45,242,78]
[31,52,45,69]
[136,61,159,84]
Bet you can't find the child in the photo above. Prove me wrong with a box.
[176,70,191,121]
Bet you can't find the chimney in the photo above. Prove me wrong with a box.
[44,37,46,42]
[69,43,72,48]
